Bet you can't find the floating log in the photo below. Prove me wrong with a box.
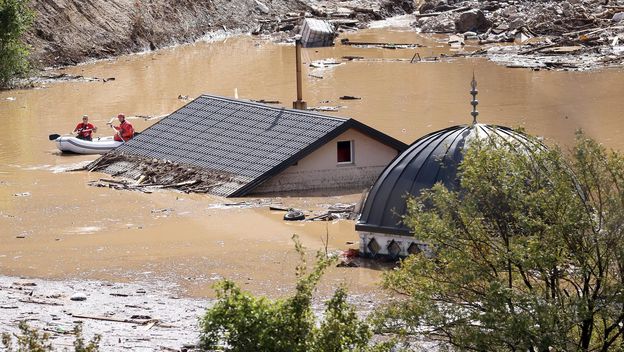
[18,298,63,306]
[340,38,422,48]
[251,99,281,104]
[72,314,156,325]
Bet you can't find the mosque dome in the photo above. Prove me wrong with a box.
[356,75,543,241]
[355,123,535,236]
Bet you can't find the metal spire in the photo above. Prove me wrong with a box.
[470,73,479,124]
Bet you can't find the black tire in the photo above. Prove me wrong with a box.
[284,210,305,221]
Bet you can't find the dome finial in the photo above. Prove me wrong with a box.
[470,72,479,124]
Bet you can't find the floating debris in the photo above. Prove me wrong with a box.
[340,38,422,49]
[250,99,281,104]
[307,106,342,112]
[309,59,343,69]
[70,293,87,301]
[284,209,305,221]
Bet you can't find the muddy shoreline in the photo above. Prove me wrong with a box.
[0,273,389,351]
[0,275,206,351]
[24,0,624,74]
[26,0,415,68]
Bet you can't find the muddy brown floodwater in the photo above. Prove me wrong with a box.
[1,24,624,301]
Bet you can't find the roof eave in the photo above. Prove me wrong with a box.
[354,223,413,236]
[228,121,354,197]
[346,119,409,152]
[229,119,408,197]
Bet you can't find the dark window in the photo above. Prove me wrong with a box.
[337,140,352,163]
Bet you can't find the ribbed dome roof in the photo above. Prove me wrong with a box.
[356,123,536,236]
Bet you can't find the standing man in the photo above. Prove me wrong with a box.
[74,115,97,141]
[109,113,134,142]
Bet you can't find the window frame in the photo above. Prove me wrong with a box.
[336,140,354,165]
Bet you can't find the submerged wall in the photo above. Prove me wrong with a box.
[252,128,400,194]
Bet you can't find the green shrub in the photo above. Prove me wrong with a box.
[0,0,34,88]
[2,322,100,352]
[2,321,53,352]
[200,235,388,352]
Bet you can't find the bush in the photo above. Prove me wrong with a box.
[383,131,624,351]
[200,235,389,352]
[0,0,34,88]
[2,322,100,352]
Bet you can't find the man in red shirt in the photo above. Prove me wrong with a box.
[74,115,97,141]
[109,113,134,142]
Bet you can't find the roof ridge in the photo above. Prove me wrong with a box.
[199,94,350,123]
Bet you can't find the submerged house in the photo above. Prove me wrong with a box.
[356,78,540,258]
[92,94,407,197]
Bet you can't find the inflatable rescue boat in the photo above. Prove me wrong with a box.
[52,135,123,154]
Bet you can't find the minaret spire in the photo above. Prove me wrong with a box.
[470,73,479,125]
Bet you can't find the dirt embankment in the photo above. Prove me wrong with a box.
[26,0,416,67]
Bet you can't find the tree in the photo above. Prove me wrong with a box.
[200,235,389,352]
[0,0,34,88]
[382,131,624,351]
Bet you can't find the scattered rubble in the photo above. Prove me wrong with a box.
[414,0,624,70]
[87,152,239,194]
[270,202,356,221]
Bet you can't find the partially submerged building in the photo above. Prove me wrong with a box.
[91,95,407,197]
[300,18,335,48]
[355,78,539,258]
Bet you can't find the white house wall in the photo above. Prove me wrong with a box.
[252,128,400,194]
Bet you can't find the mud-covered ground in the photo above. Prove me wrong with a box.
[0,274,392,351]
[26,0,415,67]
[25,0,624,71]
[0,276,207,351]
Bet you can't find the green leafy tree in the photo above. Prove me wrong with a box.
[0,0,34,88]
[309,286,372,352]
[200,235,388,352]
[383,132,624,351]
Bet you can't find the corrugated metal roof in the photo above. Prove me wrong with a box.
[99,94,408,197]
